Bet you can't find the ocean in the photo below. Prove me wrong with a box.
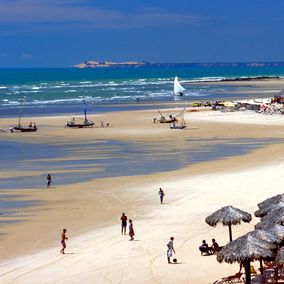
[0,66,284,117]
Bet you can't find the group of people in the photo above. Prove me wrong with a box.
[59,187,177,263]
[199,238,221,255]
[120,213,135,241]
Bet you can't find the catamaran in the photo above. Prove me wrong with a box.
[65,100,94,128]
[173,76,186,96]
[10,99,38,133]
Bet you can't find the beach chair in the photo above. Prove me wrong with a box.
[221,272,243,283]
[250,265,257,275]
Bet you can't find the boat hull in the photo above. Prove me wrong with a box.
[10,126,38,133]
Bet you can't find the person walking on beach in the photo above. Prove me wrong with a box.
[167,237,176,263]
[120,212,128,235]
[46,174,52,188]
[60,229,68,254]
[129,219,135,241]
[158,188,165,204]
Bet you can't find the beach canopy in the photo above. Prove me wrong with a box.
[250,229,282,244]
[255,201,284,218]
[205,205,252,242]
[217,232,276,284]
[255,208,284,229]
[257,194,284,210]
[252,223,284,243]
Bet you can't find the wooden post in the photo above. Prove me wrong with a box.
[228,224,233,242]
[244,259,251,284]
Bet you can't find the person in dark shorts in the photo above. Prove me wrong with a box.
[120,213,128,235]
[60,229,68,254]
[46,174,52,188]
[158,188,165,204]
[211,238,221,254]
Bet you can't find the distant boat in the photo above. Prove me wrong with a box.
[10,99,38,133]
[170,103,187,130]
[65,100,94,128]
[173,76,186,96]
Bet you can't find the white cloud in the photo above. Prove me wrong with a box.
[0,0,210,32]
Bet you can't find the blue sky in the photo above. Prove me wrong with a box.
[0,0,283,67]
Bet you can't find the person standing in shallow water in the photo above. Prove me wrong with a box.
[129,219,135,241]
[120,213,128,235]
[158,188,165,204]
[46,174,52,188]
[60,229,68,254]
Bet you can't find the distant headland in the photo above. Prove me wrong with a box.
[73,60,284,68]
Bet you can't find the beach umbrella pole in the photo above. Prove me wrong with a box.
[229,224,233,242]
[244,259,251,284]
[259,258,263,275]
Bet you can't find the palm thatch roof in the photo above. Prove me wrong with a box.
[255,201,284,218]
[254,224,284,242]
[205,205,252,226]
[257,194,284,209]
[250,229,281,243]
[217,232,276,264]
[255,208,284,229]
[275,247,284,267]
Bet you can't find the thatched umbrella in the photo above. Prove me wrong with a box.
[255,201,284,218]
[205,205,252,242]
[217,232,276,284]
[255,208,284,229]
[257,194,284,210]
[250,229,284,274]
[255,224,284,241]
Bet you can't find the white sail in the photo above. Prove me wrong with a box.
[173,76,186,95]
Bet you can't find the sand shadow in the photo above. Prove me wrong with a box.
[63,252,76,255]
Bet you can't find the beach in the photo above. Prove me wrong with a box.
[0,107,284,282]
[1,78,284,283]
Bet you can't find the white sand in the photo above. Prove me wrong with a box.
[1,110,284,283]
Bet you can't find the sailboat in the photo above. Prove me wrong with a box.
[65,100,94,128]
[10,99,38,133]
[173,76,186,96]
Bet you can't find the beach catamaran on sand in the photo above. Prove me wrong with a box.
[65,100,94,128]
[10,99,38,133]
[173,76,186,96]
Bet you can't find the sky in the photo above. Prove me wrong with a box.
[0,0,283,67]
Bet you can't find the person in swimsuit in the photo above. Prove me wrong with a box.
[129,219,135,241]
[120,213,128,235]
[46,174,52,188]
[60,229,68,254]
[158,188,165,204]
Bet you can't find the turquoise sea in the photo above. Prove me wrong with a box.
[0,66,284,117]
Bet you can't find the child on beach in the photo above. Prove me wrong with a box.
[46,174,52,188]
[167,237,176,263]
[120,213,128,235]
[129,219,135,241]
[158,188,165,204]
[60,229,68,254]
